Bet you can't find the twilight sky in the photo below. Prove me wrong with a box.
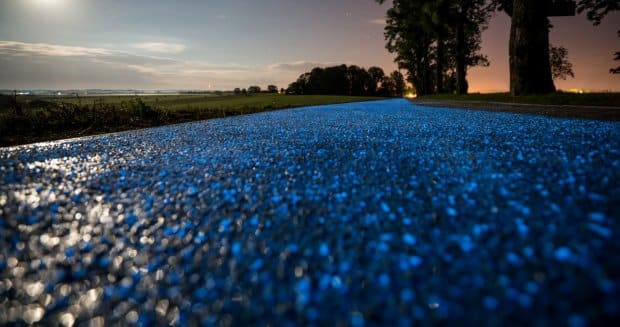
[0,0,618,92]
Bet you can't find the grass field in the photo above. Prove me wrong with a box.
[418,92,620,107]
[33,94,382,111]
[0,94,384,147]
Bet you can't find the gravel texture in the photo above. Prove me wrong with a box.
[1,99,619,326]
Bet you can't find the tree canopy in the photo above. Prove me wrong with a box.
[612,30,620,74]
[550,45,575,80]
[377,0,617,96]
[492,0,617,95]
[377,0,492,96]
[247,86,261,94]
[286,64,405,97]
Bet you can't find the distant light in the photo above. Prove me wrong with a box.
[566,88,588,94]
[405,93,416,99]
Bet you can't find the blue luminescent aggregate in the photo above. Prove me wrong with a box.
[318,243,330,257]
[402,233,417,245]
[484,296,499,310]
[378,274,391,287]
[554,247,574,262]
[1,99,619,325]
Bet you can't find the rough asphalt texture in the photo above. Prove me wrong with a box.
[1,99,619,326]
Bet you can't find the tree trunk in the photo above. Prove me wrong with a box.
[422,51,433,96]
[455,16,468,95]
[436,38,445,94]
[414,44,433,96]
[509,0,555,95]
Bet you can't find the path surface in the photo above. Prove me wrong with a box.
[1,99,619,325]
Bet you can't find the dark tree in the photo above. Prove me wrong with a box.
[382,0,434,95]
[321,65,350,95]
[267,85,279,93]
[377,0,490,95]
[285,64,405,97]
[368,66,386,95]
[505,0,556,95]
[431,0,451,93]
[348,65,373,96]
[379,75,397,96]
[286,82,302,95]
[287,73,308,95]
[248,86,261,93]
[451,0,491,94]
[241,88,247,95]
[233,88,242,95]
[549,45,575,80]
[612,51,620,74]
[576,0,620,25]
[612,30,620,74]
[306,68,324,94]
[495,0,617,95]
[391,71,406,96]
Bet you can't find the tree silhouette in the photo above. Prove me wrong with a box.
[348,65,373,96]
[612,30,620,74]
[285,64,403,97]
[494,0,617,95]
[376,0,491,95]
[379,0,616,96]
[321,65,350,95]
[391,71,406,97]
[549,45,575,80]
[248,86,261,94]
[368,66,385,96]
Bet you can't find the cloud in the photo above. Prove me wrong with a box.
[0,40,113,57]
[0,40,240,89]
[132,42,186,54]
[268,61,330,72]
[369,18,387,26]
[0,40,345,90]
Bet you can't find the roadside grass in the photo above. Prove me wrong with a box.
[419,92,620,107]
[0,94,383,147]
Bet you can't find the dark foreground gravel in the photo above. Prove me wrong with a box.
[1,99,619,326]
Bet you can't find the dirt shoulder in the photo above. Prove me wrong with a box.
[410,99,620,121]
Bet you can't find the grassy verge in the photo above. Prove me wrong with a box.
[1,94,383,147]
[412,92,620,121]
[418,92,620,107]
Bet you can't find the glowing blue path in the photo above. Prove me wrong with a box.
[1,99,619,325]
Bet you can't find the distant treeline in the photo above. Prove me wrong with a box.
[233,85,280,95]
[286,65,406,97]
